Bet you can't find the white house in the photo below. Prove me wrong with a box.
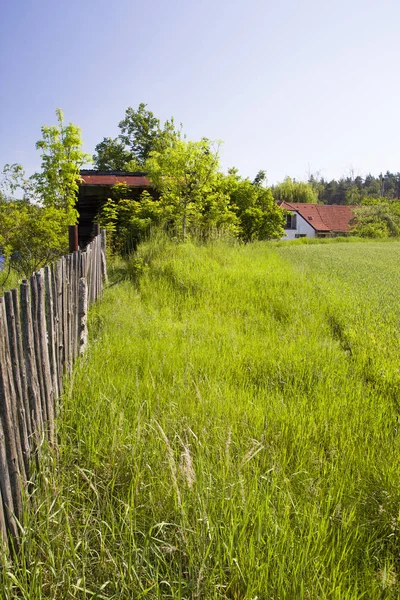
[280,202,357,240]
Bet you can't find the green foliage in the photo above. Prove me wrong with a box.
[360,196,386,205]
[0,163,37,206]
[351,203,400,238]
[96,189,164,253]
[1,163,27,198]
[97,141,284,248]
[0,109,88,282]
[308,171,400,205]
[119,103,164,164]
[229,176,285,241]
[93,103,180,170]
[127,190,163,241]
[252,169,267,186]
[33,108,92,221]
[272,176,319,204]
[93,137,134,171]
[345,183,362,205]
[146,138,237,238]
[0,200,69,277]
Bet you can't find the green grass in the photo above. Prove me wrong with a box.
[3,238,400,598]
[0,266,21,295]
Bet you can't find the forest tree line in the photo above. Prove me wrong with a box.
[307,172,400,205]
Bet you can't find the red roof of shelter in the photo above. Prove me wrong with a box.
[79,170,152,187]
[280,202,357,233]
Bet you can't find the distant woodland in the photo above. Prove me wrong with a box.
[306,171,400,205]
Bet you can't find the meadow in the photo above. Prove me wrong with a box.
[2,238,400,599]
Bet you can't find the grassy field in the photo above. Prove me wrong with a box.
[3,238,400,599]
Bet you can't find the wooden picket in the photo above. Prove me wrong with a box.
[0,230,107,554]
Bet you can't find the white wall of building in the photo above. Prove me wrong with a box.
[281,212,316,240]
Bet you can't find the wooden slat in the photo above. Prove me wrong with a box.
[76,251,82,356]
[94,236,99,301]
[86,244,92,304]
[20,280,43,441]
[0,412,17,546]
[0,297,26,486]
[35,270,54,443]
[11,288,33,452]
[0,298,23,524]
[98,236,101,297]
[55,259,64,390]
[92,239,97,303]
[78,277,88,356]
[72,252,79,361]
[101,229,108,287]
[69,254,75,363]
[4,291,30,478]
[66,255,73,374]
[0,486,8,552]
[30,274,48,425]
[98,235,102,298]
[62,257,71,375]
[47,265,60,404]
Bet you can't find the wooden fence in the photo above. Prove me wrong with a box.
[0,230,107,553]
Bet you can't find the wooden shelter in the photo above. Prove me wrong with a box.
[77,170,155,246]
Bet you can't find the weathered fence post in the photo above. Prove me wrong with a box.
[4,291,30,477]
[20,281,43,442]
[78,277,88,355]
[35,270,55,444]
[11,288,32,452]
[0,298,24,534]
[101,229,108,287]
[45,266,59,404]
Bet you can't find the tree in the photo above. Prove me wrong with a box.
[253,170,267,187]
[272,177,319,204]
[146,138,234,238]
[345,184,362,205]
[0,200,69,277]
[0,109,89,279]
[33,108,92,221]
[364,174,382,198]
[229,175,285,241]
[119,103,163,165]
[308,173,327,203]
[93,103,180,171]
[93,137,134,171]
[351,203,400,238]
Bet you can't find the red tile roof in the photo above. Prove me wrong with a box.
[280,202,357,233]
[79,171,152,187]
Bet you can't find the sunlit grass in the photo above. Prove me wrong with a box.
[3,238,400,598]
[0,266,20,295]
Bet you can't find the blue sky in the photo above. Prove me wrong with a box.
[0,0,399,184]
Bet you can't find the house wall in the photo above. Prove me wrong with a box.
[281,212,316,240]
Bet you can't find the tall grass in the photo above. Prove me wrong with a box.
[3,238,400,598]
[0,266,20,295]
